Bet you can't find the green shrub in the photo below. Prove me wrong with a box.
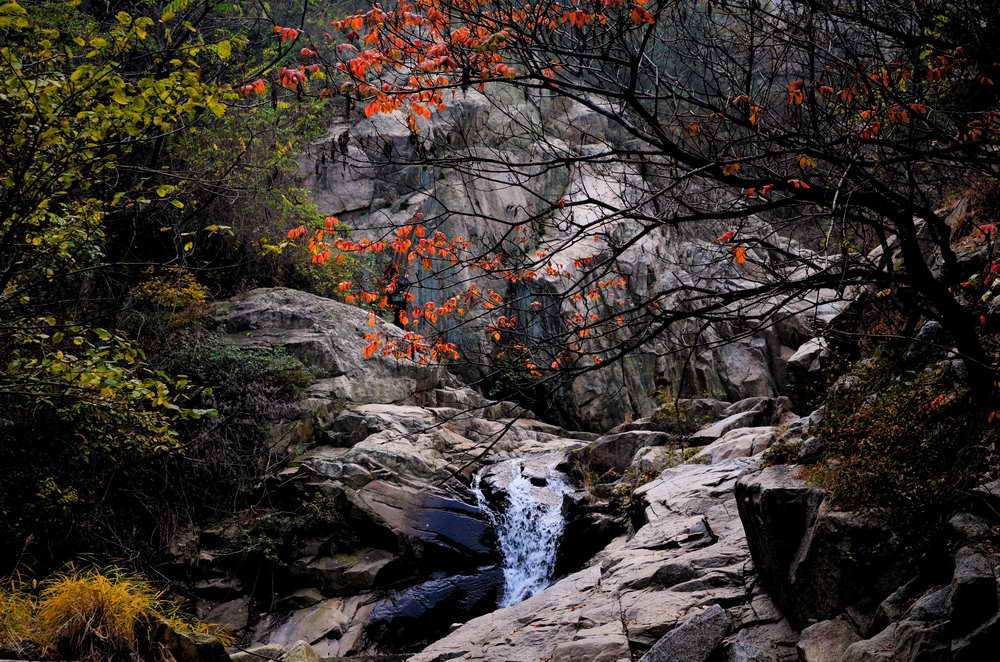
[762,440,803,466]
[163,334,313,401]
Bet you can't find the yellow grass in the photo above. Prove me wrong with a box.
[0,582,33,653]
[0,567,232,661]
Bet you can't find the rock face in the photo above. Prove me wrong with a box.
[366,568,503,650]
[735,465,911,628]
[298,81,848,431]
[177,288,603,656]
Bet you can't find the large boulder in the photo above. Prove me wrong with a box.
[735,465,911,628]
[795,618,861,662]
[216,288,456,406]
[571,430,675,480]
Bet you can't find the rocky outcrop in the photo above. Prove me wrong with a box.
[734,461,1000,662]
[173,289,607,655]
[165,287,997,662]
[298,79,849,431]
[735,465,911,628]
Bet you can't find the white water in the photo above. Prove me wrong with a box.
[472,459,573,607]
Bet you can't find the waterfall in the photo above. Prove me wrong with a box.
[472,458,572,607]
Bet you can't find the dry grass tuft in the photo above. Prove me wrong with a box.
[1,567,231,661]
[0,580,33,654]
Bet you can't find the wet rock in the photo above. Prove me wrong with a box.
[410,457,769,662]
[365,568,503,650]
[347,480,496,568]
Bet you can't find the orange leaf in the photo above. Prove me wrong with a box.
[368,311,377,327]
[629,6,655,24]
[734,246,748,264]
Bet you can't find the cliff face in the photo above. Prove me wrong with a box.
[298,84,847,431]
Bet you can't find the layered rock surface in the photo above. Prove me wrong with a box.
[299,84,849,430]
[168,288,1000,662]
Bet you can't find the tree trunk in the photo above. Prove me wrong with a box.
[895,215,994,390]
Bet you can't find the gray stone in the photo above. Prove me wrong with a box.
[637,604,732,662]
[796,436,826,464]
[229,644,287,662]
[795,618,861,662]
[203,597,249,632]
[692,426,776,464]
[276,588,325,611]
[736,466,910,628]
[691,410,768,445]
[786,338,829,375]
[841,624,897,662]
[950,546,997,624]
[715,642,775,662]
[574,430,675,478]
[216,288,457,407]
[284,640,321,662]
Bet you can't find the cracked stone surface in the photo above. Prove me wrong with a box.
[409,456,798,662]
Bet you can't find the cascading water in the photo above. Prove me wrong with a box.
[472,458,573,607]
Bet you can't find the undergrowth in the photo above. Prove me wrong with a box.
[812,351,998,545]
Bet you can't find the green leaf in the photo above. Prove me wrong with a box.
[183,241,193,251]
[205,97,226,117]
[216,39,231,60]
